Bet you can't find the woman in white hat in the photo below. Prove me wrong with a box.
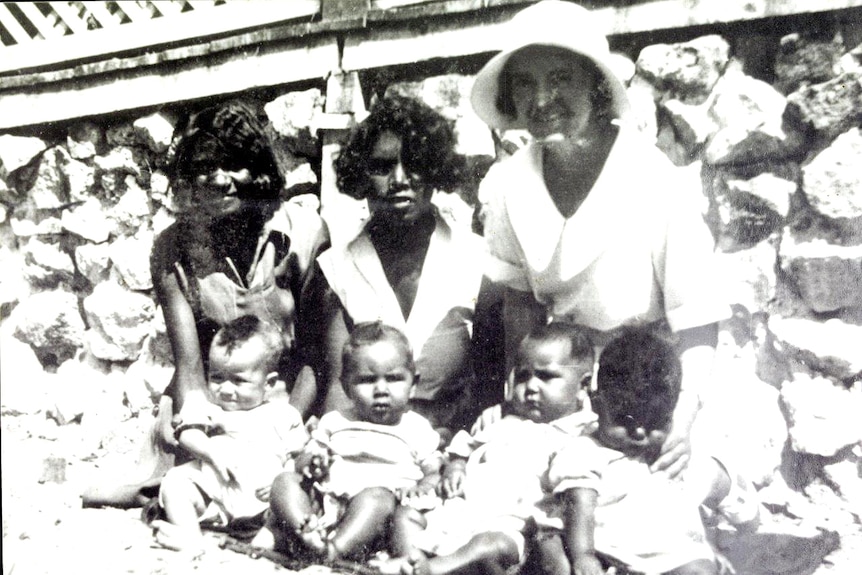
[472,1,729,479]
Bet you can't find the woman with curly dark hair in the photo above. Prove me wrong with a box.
[313,95,488,438]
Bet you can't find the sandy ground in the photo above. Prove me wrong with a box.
[3,406,860,575]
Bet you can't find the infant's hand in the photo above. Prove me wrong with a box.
[255,483,271,502]
[572,553,603,575]
[400,482,438,509]
[298,442,331,481]
[441,466,466,499]
[470,404,502,435]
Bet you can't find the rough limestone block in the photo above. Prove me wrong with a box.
[705,68,803,165]
[108,175,152,236]
[11,290,86,366]
[715,240,779,312]
[781,235,862,313]
[786,70,862,141]
[801,127,862,220]
[66,121,103,160]
[775,32,845,94]
[83,282,155,362]
[636,35,731,104]
[108,231,155,291]
[769,316,862,380]
[74,242,112,287]
[22,237,75,289]
[781,373,862,456]
[0,134,48,174]
[61,198,113,243]
[132,112,176,154]
[28,148,71,210]
[265,89,324,158]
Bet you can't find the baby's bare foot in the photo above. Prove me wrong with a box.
[369,550,429,575]
[297,514,328,556]
[151,520,205,558]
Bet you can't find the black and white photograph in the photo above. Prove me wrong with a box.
[1,1,861,574]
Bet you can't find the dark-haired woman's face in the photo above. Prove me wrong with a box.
[172,166,252,220]
[366,131,434,226]
[506,46,596,141]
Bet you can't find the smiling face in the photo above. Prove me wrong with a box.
[508,337,592,423]
[207,336,275,412]
[365,130,435,226]
[505,45,598,141]
[343,340,416,426]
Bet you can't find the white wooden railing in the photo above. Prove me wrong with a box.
[0,1,321,74]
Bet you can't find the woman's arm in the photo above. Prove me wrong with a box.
[154,265,209,414]
[651,322,717,477]
[321,297,353,415]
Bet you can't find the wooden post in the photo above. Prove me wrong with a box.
[319,70,369,248]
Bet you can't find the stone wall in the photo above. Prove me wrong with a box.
[1,19,861,575]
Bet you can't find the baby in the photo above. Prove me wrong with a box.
[548,327,760,575]
[262,321,442,562]
[379,321,597,575]
[151,315,308,553]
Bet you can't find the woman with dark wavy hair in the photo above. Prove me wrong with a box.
[313,95,487,438]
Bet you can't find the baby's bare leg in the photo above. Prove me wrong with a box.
[153,470,207,552]
[330,487,397,560]
[426,532,520,575]
[390,505,428,556]
[268,471,326,554]
[528,532,570,575]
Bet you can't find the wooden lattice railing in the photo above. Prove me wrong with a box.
[0,1,322,74]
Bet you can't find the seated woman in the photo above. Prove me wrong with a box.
[83,99,327,508]
[312,95,488,437]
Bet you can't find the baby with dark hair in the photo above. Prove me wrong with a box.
[261,321,442,562]
[374,322,598,575]
[151,315,308,554]
[548,328,760,575]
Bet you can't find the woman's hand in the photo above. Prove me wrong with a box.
[650,424,692,479]
[650,387,698,478]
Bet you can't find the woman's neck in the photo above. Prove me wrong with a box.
[541,120,618,219]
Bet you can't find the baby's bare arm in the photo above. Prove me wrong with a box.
[563,488,604,575]
[178,427,235,484]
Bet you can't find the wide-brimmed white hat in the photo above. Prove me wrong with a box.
[470,0,632,131]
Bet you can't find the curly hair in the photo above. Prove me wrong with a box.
[334,95,465,201]
[495,49,615,125]
[168,99,284,202]
[596,328,681,431]
[212,315,284,373]
[341,321,416,385]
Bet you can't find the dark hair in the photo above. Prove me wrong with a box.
[212,315,284,373]
[334,95,465,200]
[168,99,284,201]
[341,321,416,385]
[521,321,595,365]
[495,48,615,124]
[596,328,681,431]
